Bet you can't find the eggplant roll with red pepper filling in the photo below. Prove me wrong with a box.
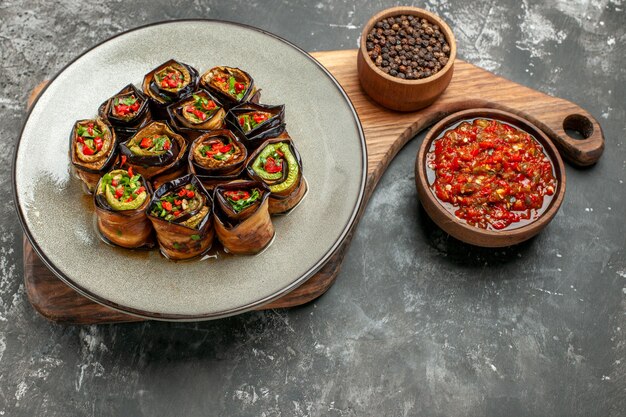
[213,181,274,255]
[98,83,152,139]
[226,102,286,150]
[199,66,259,108]
[188,129,247,177]
[246,137,307,214]
[167,90,226,139]
[148,175,213,260]
[142,59,198,117]
[119,121,188,185]
[70,118,118,193]
[94,168,153,248]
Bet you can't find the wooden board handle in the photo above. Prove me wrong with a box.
[520,106,604,167]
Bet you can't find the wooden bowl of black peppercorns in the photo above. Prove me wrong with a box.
[357,6,457,112]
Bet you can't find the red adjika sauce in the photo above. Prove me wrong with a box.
[427,118,557,230]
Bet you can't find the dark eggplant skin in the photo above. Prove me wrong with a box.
[246,136,307,214]
[225,102,286,151]
[69,118,118,193]
[142,59,199,119]
[97,83,152,140]
[195,167,248,192]
[213,180,274,255]
[199,66,259,110]
[93,171,154,249]
[166,89,226,140]
[188,129,248,177]
[147,175,214,260]
[118,121,188,180]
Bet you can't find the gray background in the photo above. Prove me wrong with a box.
[1,0,624,416]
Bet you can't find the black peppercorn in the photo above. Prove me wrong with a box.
[367,13,451,80]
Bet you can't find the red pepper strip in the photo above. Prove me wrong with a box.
[94,137,103,151]
[135,186,145,195]
[186,191,195,198]
[178,189,187,197]
[82,144,95,155]
[120,155,127,166]
[140,137,152,149]
[127,166,133,177]
[234,82,245,93]
[115,187,124,198]
[173,211,181,216]
[162,201,172,211]
[253,113,267,124]
[76,136,85,144]
[219,144,232,153]
[264,157,282,174]
[224,190,250,201]
[163,140,171,151]
[192,109,206,120]
[115,104,130,115]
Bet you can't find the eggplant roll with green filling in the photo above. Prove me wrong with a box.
[94,168,153,248]
[226,102,286,150]
[167,90,226,139]
[98,83,152,139]
[213,181,274,255]
[142,59,198,117]
[119,121,188,183]
[148,175,213,260]
[246,137,307,214]
[70,118,118,193]
[199,66,258,108]
[188,129,247,177]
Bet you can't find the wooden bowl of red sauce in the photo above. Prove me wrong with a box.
[416,108,566,247]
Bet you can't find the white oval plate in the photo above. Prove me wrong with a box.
[13,20,366,320]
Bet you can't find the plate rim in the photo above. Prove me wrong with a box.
[12,19,367,321]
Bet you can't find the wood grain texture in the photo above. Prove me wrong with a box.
[21,49,604,324]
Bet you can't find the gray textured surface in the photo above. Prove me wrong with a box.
[1,0,625,416]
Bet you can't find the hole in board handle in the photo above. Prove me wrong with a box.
[563,114,593,140]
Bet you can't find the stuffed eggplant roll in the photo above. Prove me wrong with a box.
[167,90,226,139]
[98,83,151,139]
[199,66,258,108]
[213,181,274,255]
[188,129,247,177]
[94,168,153,248]
[226,102,286,150]
[246,137,307,214]
[142,59,198,117]
[70,118,118,193]
[119,121,188,184]
[148,175,213,260]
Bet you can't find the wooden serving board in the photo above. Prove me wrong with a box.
[22,49,604,324]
